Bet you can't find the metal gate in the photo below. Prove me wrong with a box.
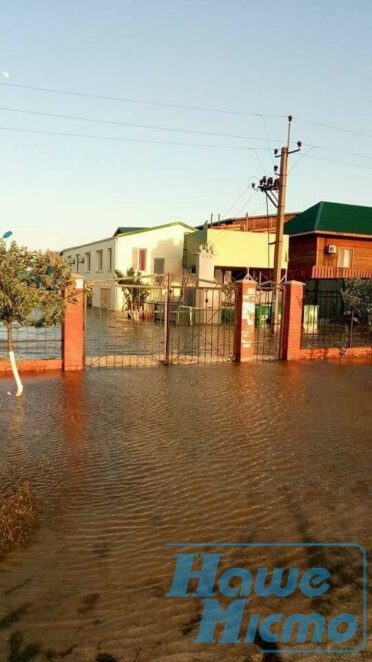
[85,277,235,367]
[253,284,284,360]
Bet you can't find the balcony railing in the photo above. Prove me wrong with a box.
[311,266,372,279]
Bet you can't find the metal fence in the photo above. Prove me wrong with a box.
[254,285,284,360]
[0,324,62,360]
[301,289,372,349]
[85,277,235,367]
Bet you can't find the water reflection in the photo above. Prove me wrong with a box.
[0,363,371,660]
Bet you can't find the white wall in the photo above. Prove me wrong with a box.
[62,223,194,310]
[62,237,116,308]
[115,224,190,279]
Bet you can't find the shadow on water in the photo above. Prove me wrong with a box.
[254,632,283,662]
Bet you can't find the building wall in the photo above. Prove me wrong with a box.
[62,238,115,278]
[316,234,372,270]
[288,232,372,279]
[115,224,190,279]
[62,223,194,310]
[184,228,288,274]
[62,238,117,309]
[287,235,318,280]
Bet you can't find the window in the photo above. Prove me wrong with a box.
[96,250,103,271]
[85,252,91,272]
[76,254,80,272]
[338,248,353,268]
[132,248,147,271]
[154,257,165,284]
[107,247,113,271]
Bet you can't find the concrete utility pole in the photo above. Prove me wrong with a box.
[253,116,301,331]
[272,145,289,327]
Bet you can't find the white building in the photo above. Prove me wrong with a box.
[61,222,195,310]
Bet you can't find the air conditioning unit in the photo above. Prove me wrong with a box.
[325,244,337,254]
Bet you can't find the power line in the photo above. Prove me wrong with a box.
[3,103,372,163]
[303,142,372,162]
[0,125,275,151]
[0,104,285,144]
[222,179,258,218]
[288,146,317,174]
[1,81,371,142]
[235,189,259,218]
[211,190,260,248]
[2,122,372,171]
[0,81,372,143]
[0,81,284,119]
[296,116,372,140]
[302,153,372,171]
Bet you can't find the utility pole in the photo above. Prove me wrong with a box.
[271,144,289,327]
[252,116,301,330]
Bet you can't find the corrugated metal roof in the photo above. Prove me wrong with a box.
[285,201,372,236]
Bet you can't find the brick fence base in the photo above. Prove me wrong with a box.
[0,359,62,375]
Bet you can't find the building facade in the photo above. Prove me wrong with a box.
[285,201,372,281]
[183,227,289,285]
[62,222,195,309]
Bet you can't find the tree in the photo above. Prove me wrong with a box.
[339,278,372,351]
[115,268,149,318]
[0,241,74,396]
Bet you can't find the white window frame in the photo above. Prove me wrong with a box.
[338,247,353,268]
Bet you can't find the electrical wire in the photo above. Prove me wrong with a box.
[2,104,372,163]
[302,153,372,171]
[222,178,258,218]
[296,116,372,140]
[0,105,287,144]
[0,81,285,119]
[210,190,260,249]
[2,81,372,144]
[235,189,260,218]
[0,125,273,151]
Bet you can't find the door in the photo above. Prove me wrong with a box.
[100,288,111,310]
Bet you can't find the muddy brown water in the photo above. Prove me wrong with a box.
[0,362,371,661]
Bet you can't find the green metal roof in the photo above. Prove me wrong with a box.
[113,226,142,236]
[114,221,195,237]
[284,201,372,236]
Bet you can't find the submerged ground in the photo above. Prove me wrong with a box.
[0,362,371,661]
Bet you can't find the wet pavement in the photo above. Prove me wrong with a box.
[0,362,371,661]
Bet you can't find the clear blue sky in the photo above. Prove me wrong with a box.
[1,0,372,250]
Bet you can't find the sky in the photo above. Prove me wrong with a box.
[1,0,372,250]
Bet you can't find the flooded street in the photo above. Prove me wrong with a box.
[0,362,371,661]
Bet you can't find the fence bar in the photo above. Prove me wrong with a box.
[163,273,172,365]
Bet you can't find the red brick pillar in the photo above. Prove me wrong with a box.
[234,280,256,362]
[279,281,304,360]
[62,275,85,371]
